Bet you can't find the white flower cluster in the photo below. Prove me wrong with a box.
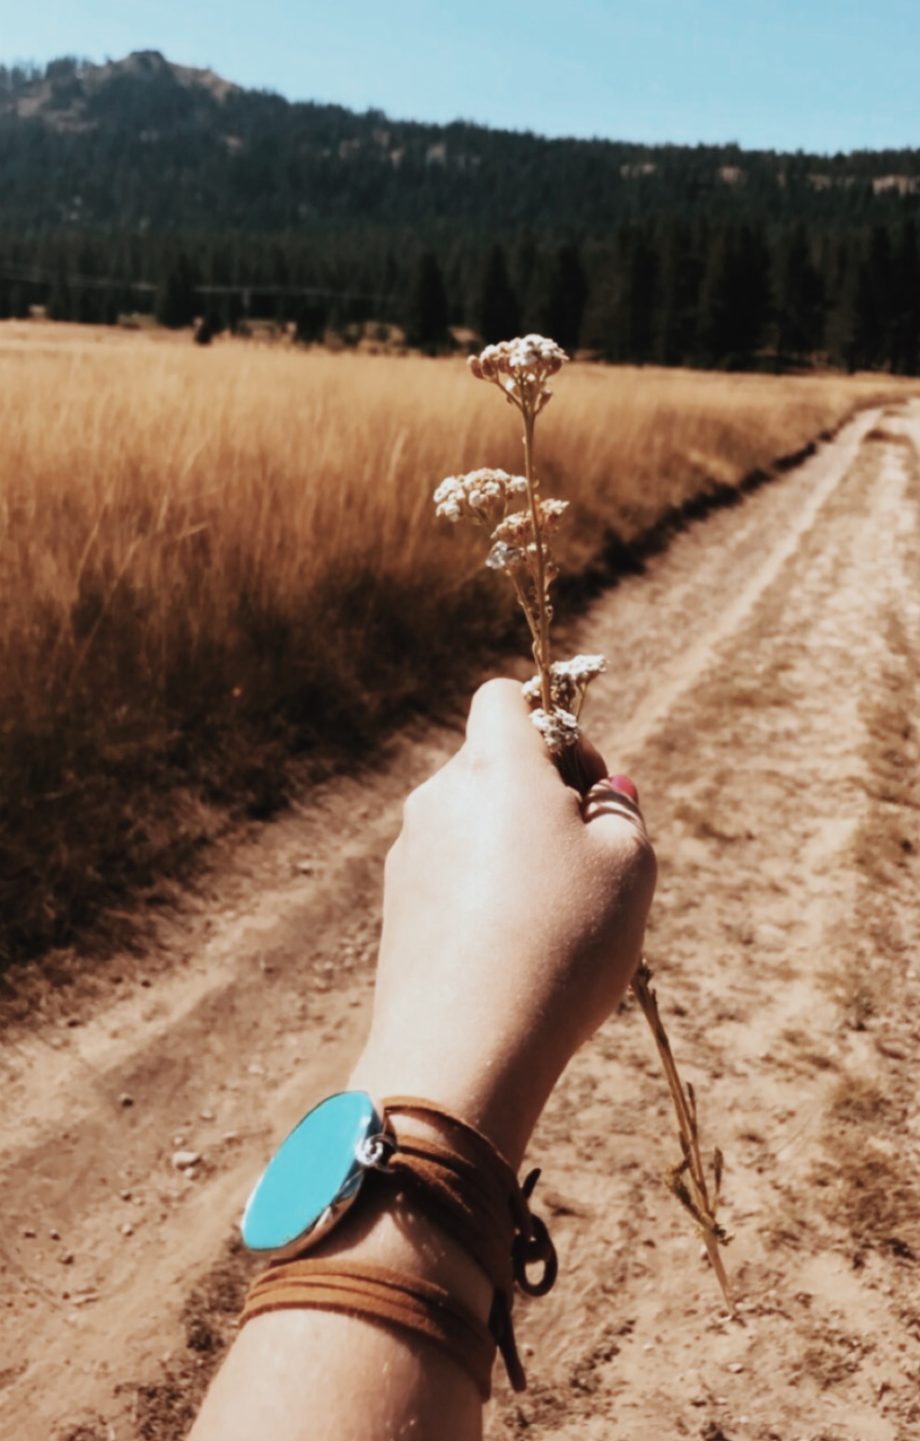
[469,334,568,384]
[491,498,569,547]
[433,468,528,528]
[522,654,607,713]
[530,706,581,753]
[468,334,569,412]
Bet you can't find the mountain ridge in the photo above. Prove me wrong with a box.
[1,53,918,379]
[3,50,920,172]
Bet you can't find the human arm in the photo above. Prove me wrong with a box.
[189,679,656,1441]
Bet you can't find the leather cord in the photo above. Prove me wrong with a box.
[240,1258,497,1398]
[238,1094,558,1397]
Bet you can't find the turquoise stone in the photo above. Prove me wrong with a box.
[242,1090,381,1253]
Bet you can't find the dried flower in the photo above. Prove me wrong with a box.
[468,334,569,415]
[530,706,580,752]
[485,540,528,575]
[522,654,606,715]
[433,468,528,529]
[490,499,569,547]
[433,334,732,1311]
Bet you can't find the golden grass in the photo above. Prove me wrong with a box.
[1,321,916,969]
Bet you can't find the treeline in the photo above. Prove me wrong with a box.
[4,55,920,235]
[3,215,920,372]
[3,54,920,371]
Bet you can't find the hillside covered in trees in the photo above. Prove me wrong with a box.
[2,50,920,370]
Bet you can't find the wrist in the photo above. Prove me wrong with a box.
[346,1044,542,1173]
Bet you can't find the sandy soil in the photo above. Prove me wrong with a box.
[2,402,919,1441]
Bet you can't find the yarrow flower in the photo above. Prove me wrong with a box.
[468,334,569,413]
[485,539,528,575]
[433,337,580,717]
[490,498,569,547]
[433,468,528,529]
[431,334,733,1311]
[522,654,606,715]
[530,706,581,753]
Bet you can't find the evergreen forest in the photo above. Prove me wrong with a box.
[3,51,920,371]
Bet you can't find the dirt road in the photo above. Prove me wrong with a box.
[3,403,919,1441]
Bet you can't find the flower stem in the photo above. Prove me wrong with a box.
[631,963,734,1310]
[521,402,552,713]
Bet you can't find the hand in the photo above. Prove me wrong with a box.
[191,681,656,1441]
[352,679,657,1166]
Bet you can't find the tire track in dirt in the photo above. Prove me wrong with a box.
[2,403,917,1440]
[491,407,920,1441]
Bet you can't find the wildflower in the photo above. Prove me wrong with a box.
[490,498,569,547]
[522,654,606,714]
[485,540,528,575]
[468,334,569,414]
[433,334,731,1310]
[530,706,580,752]
[557,653,606,687]
[433,468,527,529]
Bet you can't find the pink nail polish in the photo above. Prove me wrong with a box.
[607,774,639,804]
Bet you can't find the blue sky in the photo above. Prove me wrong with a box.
[5,0,920,153]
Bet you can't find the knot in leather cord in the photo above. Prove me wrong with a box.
[381,1098,559,1392]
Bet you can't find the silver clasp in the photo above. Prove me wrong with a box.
[355,1130,396,1171]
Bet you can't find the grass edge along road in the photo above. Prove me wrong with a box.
[1,322,916,982]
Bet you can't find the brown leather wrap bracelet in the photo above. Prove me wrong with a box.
[239,1094,558,1397]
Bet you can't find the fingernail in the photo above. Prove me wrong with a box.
[607,774,639,804]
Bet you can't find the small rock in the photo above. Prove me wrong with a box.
[727,1362,744,1373]
[171,1150,201,1171]
[49,1228,61,1241]
[296,860,315,875]
[172,1133,187,1147]
[199,1108,215,1122]
[247,1062,265,1077]
[118,1093,134,1108]
[121,1223,134,1237]
[119,1189,132,1202]
[222,1131,239,1145]
[60,1252,75,1265]
[21,1227,36,1239]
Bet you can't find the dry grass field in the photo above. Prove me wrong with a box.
[1,319,915,971]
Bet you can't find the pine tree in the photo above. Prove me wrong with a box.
[616,228,659,362]
[406,251,449,350]
[47,265,72,322]
[653,221,700,365]
[826,239,862,373]
[513,234,539,331]
[698,224,770,368]
[9,283,30,319]
[890,220,920,375]
[155,253,199,328]
[774,224,825,365]
[293,297,328,344]
[477,245,520,344]
[537,244,588,352]
[864,226,894,368]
